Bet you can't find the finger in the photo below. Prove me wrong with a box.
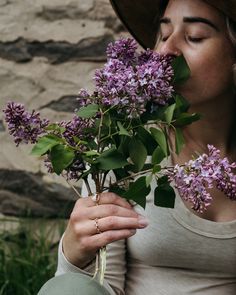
[71,215,145,236]
[71,192,135,223]
[87,204,138,220]
[88,228,137,248]
[85,192,132,209]
[92,216,148,234]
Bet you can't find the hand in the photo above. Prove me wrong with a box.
[62,192,149,268]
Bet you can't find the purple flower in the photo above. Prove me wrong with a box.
[138,49,155,65]
[60,115,95,147]
[106,38,138,66]
[94,39,174,118]
[167,145,236,212]
[44,153,85,181]
[65,158,86,181]
[44,116,94,180]
[136,54,174,105]
[44,155,54,174]
[3,102,49,146]
[77,89,93,107]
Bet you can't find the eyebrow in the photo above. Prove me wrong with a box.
[160,16,220,32]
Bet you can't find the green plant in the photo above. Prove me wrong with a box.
[0,218,65,295]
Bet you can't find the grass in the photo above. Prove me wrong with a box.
[0,217,66,295]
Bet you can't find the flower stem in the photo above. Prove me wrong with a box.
[83,178,92,196]
[63,175,82,198]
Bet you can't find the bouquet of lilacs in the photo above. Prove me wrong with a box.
[2,38,198,207]
[3,38,236,283]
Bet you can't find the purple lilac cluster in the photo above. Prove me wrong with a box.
[44,116,95,180]
[3,102,49,146]
[77,89,93,107]
[3,102,94,181]
[77,38,174,118]
[59,116,95,180]
[106,37,138,65]
[65,159,86,181]
[168,145,236,213]
[44,155,86,181]
[137,50,174,105]
[60,115,94,147]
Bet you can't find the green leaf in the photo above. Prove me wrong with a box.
[45,123,66,133]
[150,127,168,156]
[117,121,130,136]
[77,104,99,118]
[152,146,166,165]
[145,174,153,187]
[109,186,126,197]
[31,135,62,156]
[174,112,201,127]
[84,150,99,157]
[153,164,161,174]
[154,177,176,208]
[72,136,84,144]
[113,167,130,181]
[123,176,151,209]
[157,175,169,185]
[81,170,92,180]
[96,148,129,170]
[50,145,75,174]
[174,94,190,112]
[143,163,154,170]
[88,139,98,150]
[129,138,147,171]
[117,136,131,158]
[172,55,190,84]
[136,127,157,155]
[164,103,176,124]
[103,113,111,127]
[175,128,185,155]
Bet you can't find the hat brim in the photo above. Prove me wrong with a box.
[110,0,162,49]
[110,0,236,50]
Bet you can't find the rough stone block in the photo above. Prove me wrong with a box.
[0,169,77,218]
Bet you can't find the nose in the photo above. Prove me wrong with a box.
[156,35,181,57]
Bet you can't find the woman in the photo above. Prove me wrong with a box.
[39,0,236,294]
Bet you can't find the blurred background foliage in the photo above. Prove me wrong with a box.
[0,217,65,295]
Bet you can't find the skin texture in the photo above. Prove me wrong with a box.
[63,193,149,267]
[155,0,235,155]
[63,0,236,268]
[156,0,235,105]
[156,0,236,222]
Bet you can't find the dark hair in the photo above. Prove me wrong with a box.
[223,18,236,152]
[226,17,236,47]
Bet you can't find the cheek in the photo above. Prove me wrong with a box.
[187,47,234,93]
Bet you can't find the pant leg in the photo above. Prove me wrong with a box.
[38,273,111,295]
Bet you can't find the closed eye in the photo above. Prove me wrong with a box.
[187,36,205,43]
[160,35,205,43]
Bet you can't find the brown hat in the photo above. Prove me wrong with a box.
[110,0,236,49]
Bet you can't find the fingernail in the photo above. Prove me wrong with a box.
[130,229,136,235]
[138,216,149,228]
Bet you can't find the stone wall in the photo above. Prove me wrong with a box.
[0,0,129,217]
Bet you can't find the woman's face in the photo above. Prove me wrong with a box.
[155,0,235,106]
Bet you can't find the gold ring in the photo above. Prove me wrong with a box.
[91,193,100,206]
[94,218,102,234]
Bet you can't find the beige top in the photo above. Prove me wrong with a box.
[56,160,236,295]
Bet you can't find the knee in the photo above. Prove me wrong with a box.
[38,273,110,295]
